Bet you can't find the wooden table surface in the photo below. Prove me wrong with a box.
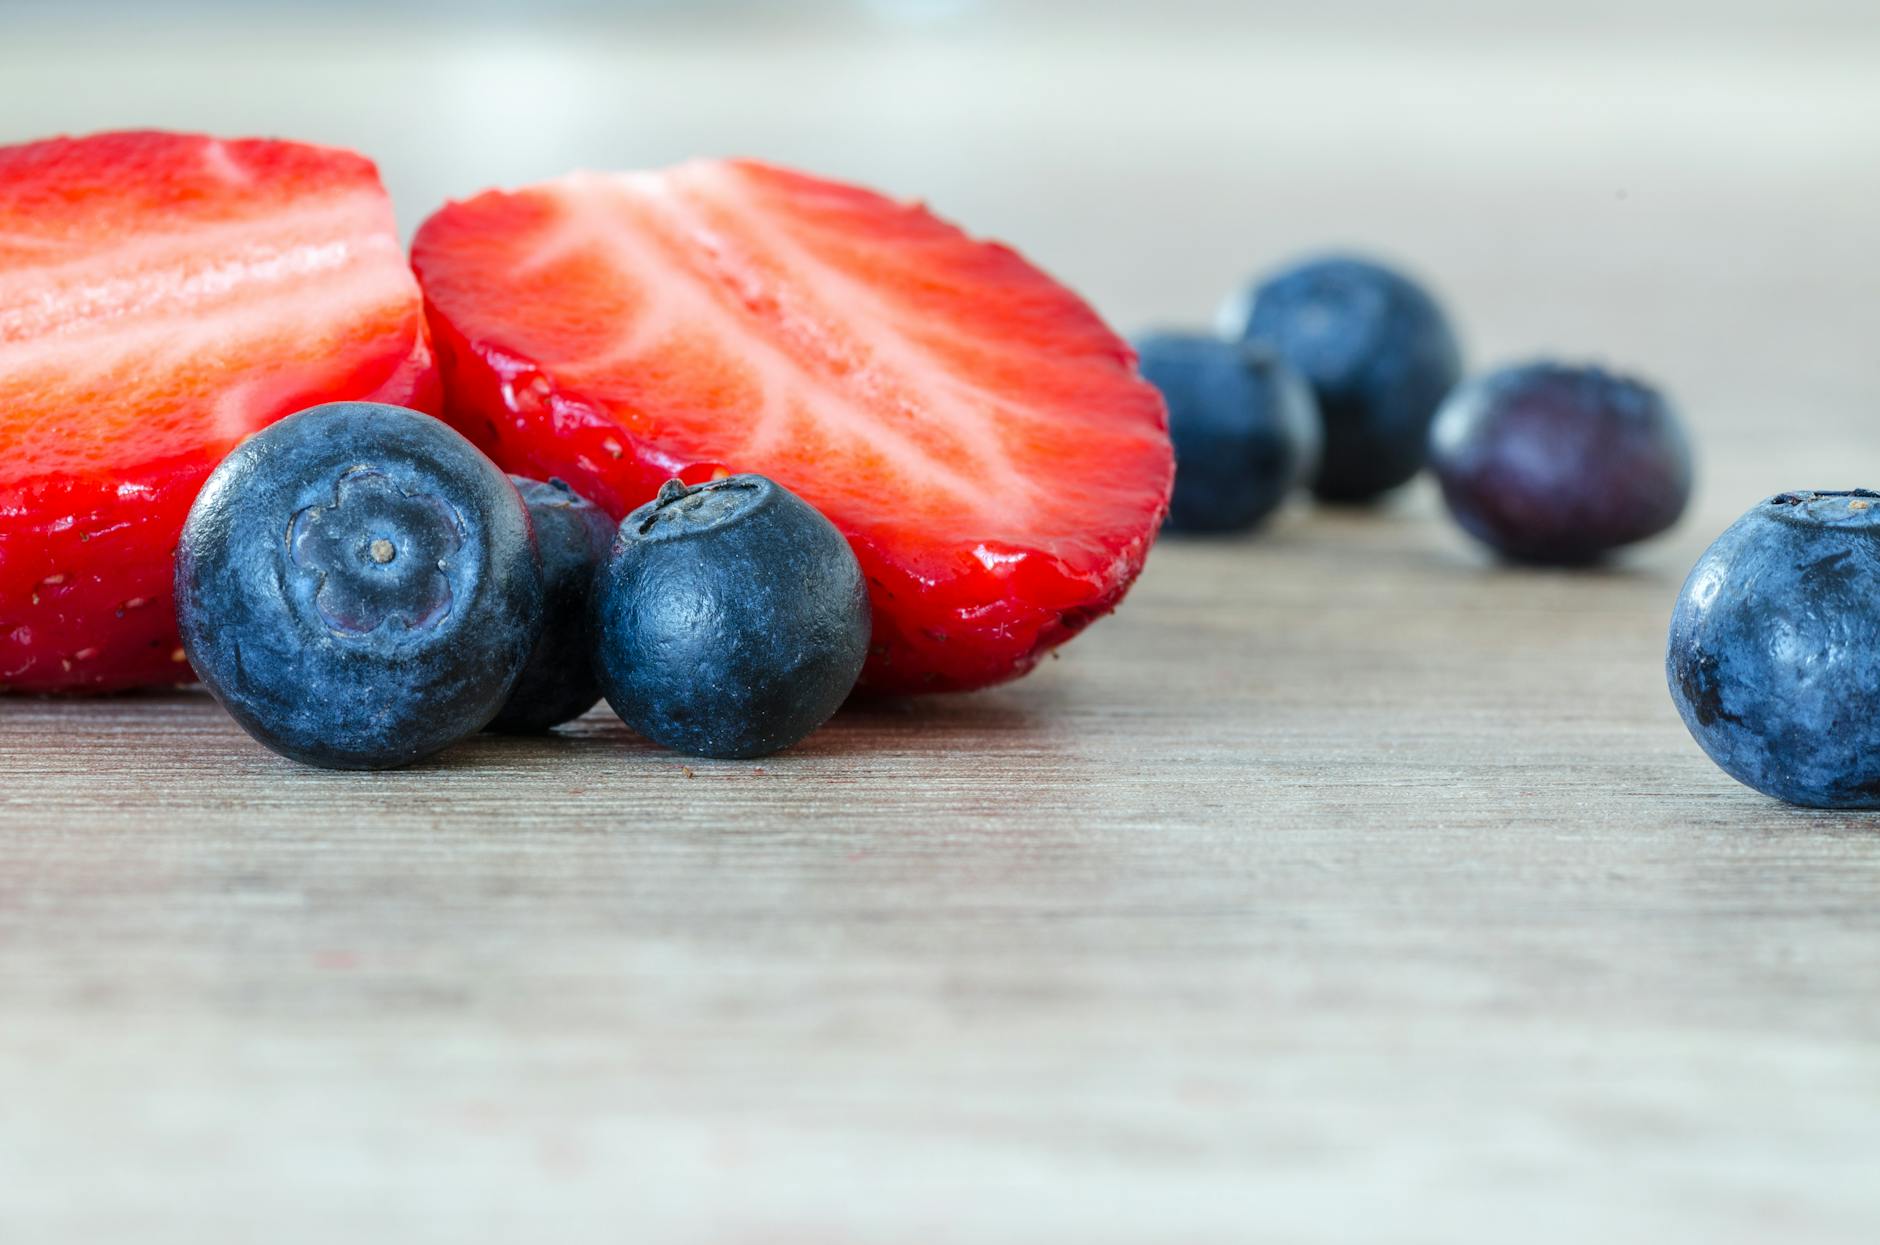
[3,4,1879,1242]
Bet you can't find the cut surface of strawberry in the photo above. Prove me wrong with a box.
[412,160,1171,693]
[0,130,438,692]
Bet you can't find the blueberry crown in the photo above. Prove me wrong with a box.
[635,476,765,538]
[289,467,465,635]
[1763,489,1880,529]
[1770,489,1880,505]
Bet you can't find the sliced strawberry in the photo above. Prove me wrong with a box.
[412,160,1171,693]
[0,130,438,692]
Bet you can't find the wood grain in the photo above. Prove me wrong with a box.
[3,5,1880,1242]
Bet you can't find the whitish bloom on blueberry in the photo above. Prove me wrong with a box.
[289,467,464,634]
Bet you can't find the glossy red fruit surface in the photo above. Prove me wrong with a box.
[0,130,438,692]
[412,160,1171,693]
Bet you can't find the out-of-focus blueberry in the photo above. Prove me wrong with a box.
[1430,362,1693,563]
[487,476,617,733]
[1221,254,1461,502]
[1133,331,1319,533]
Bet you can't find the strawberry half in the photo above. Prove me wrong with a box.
[412,160,1171,694]
[0,130,438,692]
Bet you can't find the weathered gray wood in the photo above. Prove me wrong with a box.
[3,5,1880,1242]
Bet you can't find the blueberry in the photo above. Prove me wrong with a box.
[1220,254,1462,502]
[591,475,870,759]
[1667,490,1880,808]
[485,477,616,733]
[1132,332,1320,533]
[1430,362,1693,564]
[175,402,543,770]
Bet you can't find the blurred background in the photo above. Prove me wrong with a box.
[4,1,1877,514]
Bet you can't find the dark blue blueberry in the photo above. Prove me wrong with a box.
[1430,362,1693,564]
[1132,332,1319,533]
[486,477,617,733]
[1221,254,1462,502]
[1667,490,1880,808]
[591,475,870,760]
[175,402,543,770]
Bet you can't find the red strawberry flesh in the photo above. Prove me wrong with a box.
[413,160,1171,693]
[0,130,438,692]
